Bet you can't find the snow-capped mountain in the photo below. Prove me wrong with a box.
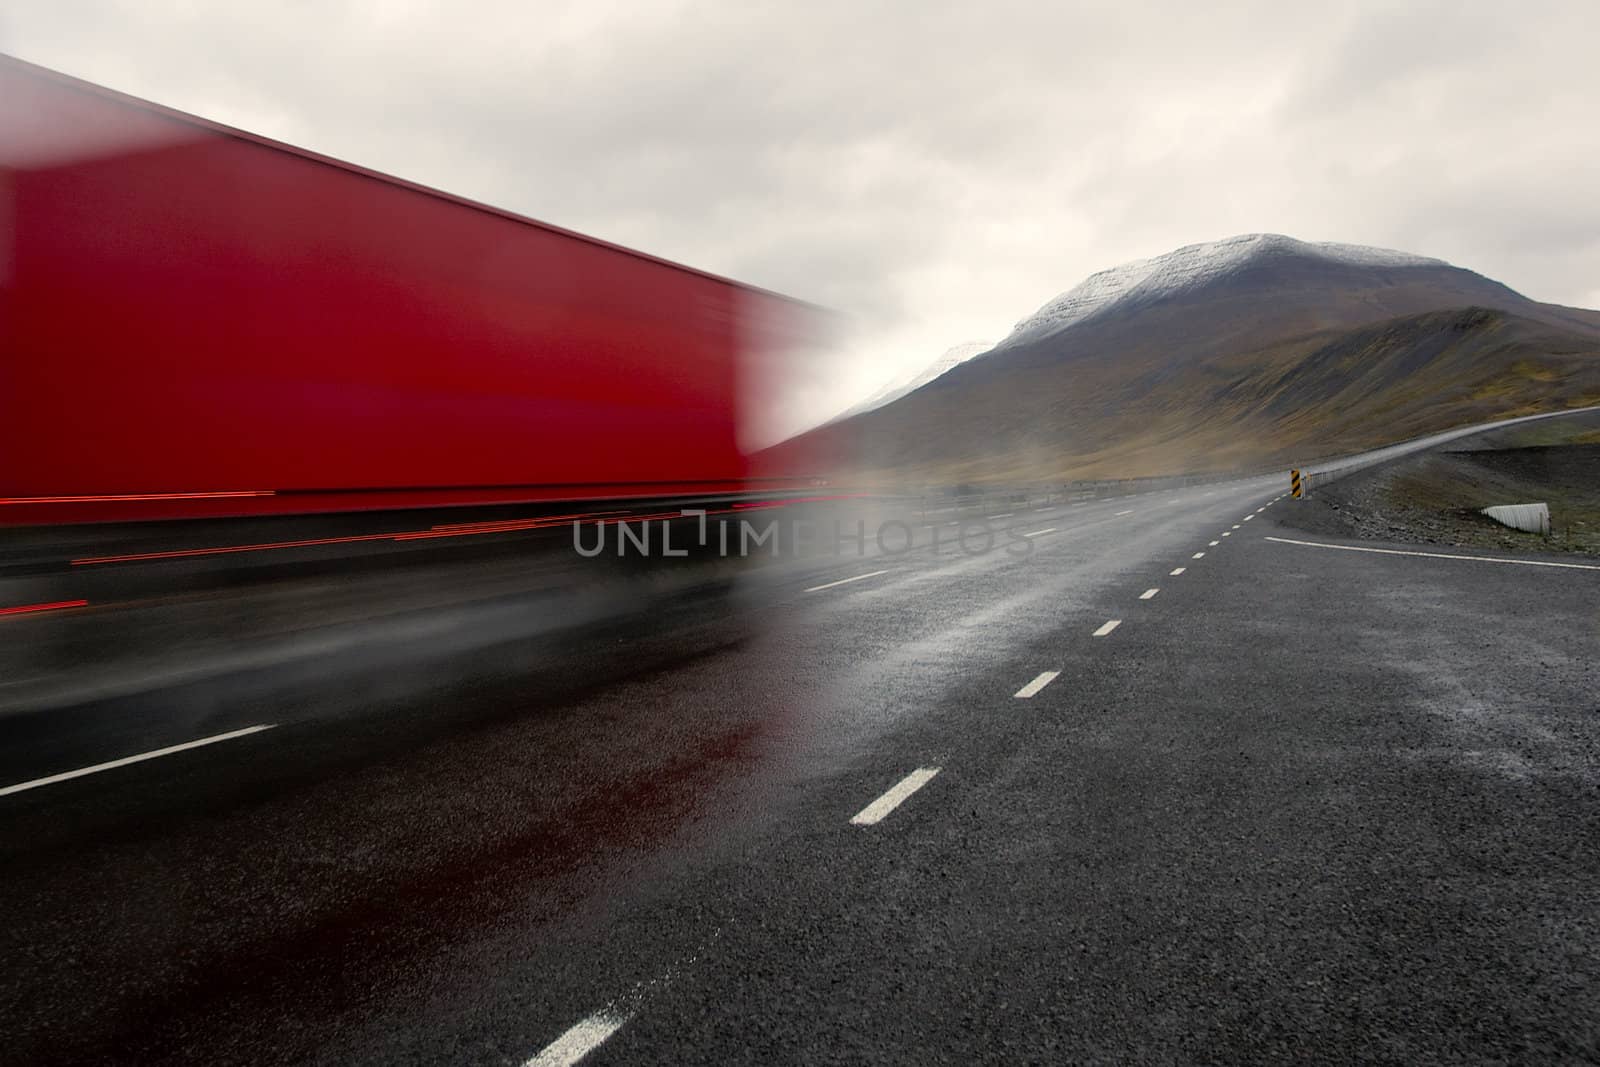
[836,341,993,419]
[1000,234,1450,347]
[775,231,1600,484]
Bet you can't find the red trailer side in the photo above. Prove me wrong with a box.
[0,55,811,526]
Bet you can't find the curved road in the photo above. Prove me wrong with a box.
[1,418,1597,1065]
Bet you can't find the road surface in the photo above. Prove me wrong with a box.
[1,425,1597,1065]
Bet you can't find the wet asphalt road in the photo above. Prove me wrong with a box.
[2,461,1598,1064]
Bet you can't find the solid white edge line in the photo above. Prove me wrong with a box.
[0,724,277,798]
[1264,536,1600,571]
[1092,619,1121,637]
[525,1010,633,1067]
[1014,670,1061,698]
[1021,527,1057,538]
[851,767,941,826]
[804,569,890,593]
[1139,588,1159,599]
[1169,567,1186,576]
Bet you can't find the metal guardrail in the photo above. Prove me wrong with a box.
[847,404,1600,515]
[1286,404,1600,496]
[893,465,1275,523]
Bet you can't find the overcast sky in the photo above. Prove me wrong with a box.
[5,1,1597,439]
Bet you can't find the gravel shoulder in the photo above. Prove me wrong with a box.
[1277,409,1600,555]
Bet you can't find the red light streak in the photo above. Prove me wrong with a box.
[74,512,631,563]
[72,533,398,565]
[68,500,813,565]
[0,599,89,616]
[429,510,624,531]
[0,491,275,505]
[393,518,576,542]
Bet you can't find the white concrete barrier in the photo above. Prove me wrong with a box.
[1481,502,1551,535]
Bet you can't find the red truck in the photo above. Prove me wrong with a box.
[1,55,815,526]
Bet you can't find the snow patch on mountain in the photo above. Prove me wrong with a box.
[840,341,993,418]
[1002,234,1448,345]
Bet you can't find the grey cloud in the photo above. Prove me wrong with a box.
[4,0,1596,437]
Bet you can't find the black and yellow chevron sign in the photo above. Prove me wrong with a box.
[1290,469,1303,498]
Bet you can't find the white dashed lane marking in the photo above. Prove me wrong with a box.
[1208,540,1219,546]
[1192,552,1205,559]
[1014,671,1061,698]
[1139,588,1159,600]
[0,725,277,799]
[851,767,942,826]
[525,1011,632,1067]
[804,569,890,593]
[1092,619,1121,637]
[1169,567,1186,576]
[1021,528,1057,538]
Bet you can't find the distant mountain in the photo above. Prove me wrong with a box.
[1001,235,1456,346]
[833,342,993,421]
[782,234,1600,483]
